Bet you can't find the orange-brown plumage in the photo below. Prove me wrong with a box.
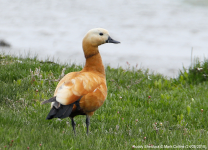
[41,28,120,134]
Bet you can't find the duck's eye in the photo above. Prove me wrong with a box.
[99,33,103,36]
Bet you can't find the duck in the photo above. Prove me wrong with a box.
[41,28,120,135]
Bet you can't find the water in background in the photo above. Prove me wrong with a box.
[0,0,208,77]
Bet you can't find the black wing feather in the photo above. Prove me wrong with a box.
[58,104,74,118]
[46,107,58,120]
[53,104,73,118]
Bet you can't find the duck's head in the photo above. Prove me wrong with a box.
[83,28,120,47]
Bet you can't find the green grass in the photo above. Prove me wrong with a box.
[0,54,208,149]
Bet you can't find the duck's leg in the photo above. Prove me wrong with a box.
[70,118,76,135]
[86,115,90,135]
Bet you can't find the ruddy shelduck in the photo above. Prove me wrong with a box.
[41,28,120,135]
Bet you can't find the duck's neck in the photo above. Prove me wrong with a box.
[82,44,105,75]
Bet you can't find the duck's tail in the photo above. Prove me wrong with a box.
[41,96,81,120]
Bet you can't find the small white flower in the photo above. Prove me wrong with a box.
[16,60,22,63]
[148,76,152,80]
[116,125,119,130]
[34,67,41,76]
[197,68,203,71]
[60,68,66,78]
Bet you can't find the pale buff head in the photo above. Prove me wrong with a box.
[82,28,120,58]
[83,28,120,47]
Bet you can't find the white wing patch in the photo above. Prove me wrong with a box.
[51,102,55,108]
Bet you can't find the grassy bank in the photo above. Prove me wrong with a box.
[0,54,208,149]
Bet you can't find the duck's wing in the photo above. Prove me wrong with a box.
[53,72,105,106]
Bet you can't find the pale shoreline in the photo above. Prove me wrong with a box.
[0,47,201,79]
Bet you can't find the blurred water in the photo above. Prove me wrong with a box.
[0,0,208,77]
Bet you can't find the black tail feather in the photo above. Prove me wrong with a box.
[41,97,56,105]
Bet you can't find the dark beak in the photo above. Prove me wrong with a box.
[106,36,120,44]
